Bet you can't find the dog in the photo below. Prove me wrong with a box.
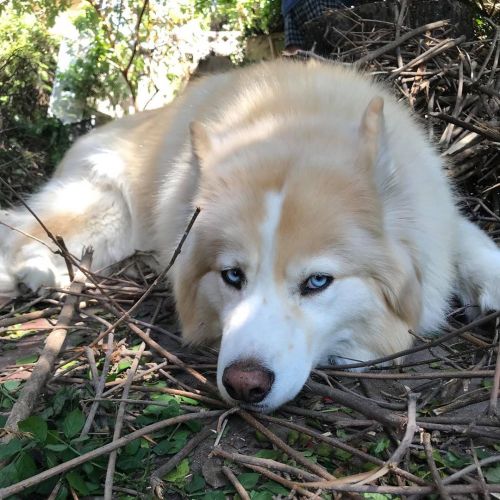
[1,60,500,412]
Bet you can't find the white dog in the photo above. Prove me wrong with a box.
[1,60,499,411]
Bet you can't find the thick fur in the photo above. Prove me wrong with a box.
[2,60,500,411]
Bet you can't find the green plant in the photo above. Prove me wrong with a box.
[195,0,282,34]
[0,9,70,203]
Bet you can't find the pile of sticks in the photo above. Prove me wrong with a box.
[1,6,500,499]
[299,2,500,222]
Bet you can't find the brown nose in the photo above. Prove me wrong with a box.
[222,360,275,404]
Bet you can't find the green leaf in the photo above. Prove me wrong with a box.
[62,408,85,438]
[117,359,132,373]
[237,472,260,489]
[124,438,141,455]
[175,395,199,405]
[255,430,269,443]
[16,354,39,365]
[202,492,226,500]
[261,480,289,495]
[0,460,20,488]
[153,430,189,455]
[18,415,48,443]
[186,473,205,493]
[334,448,352,461]
[316,442,333,458]
[164,457,189,484]
[117,450,147,471]
[0,439,23,460]
[144,394,180,418]
[52,387,78,416]
[184,419,203,432]
[45,443,68,452]
[443,451,470,467]
[2,380,21,393]
[484,464,500,483]
[251,492,273,500]
[66,471,89,495]
[287,430,299,445]
[254,449,280,459]
[371,437,390,455]
[16,451,38,480]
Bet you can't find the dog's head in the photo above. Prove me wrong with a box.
[173,97,421,412]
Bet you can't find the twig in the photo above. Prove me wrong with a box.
[422,432,451,500]
[488,335,500,416]
[80,332,114,437]
[0,306,61,328]
[306,380,404,428]
[104,341,146,500]
[222,466,251,500]
[431,112,500,142]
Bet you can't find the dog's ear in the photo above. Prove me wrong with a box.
[358,96,385,169]
[190,121,214,170]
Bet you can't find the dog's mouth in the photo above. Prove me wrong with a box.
[239,401,271,413]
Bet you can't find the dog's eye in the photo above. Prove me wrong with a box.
[221,268,246,290]
[300,274,333,295]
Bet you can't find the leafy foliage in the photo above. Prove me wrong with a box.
[195,0,282,34]
[0,9,71,202]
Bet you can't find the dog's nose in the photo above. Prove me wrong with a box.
[222,361,275,404]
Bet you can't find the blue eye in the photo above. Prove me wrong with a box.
[300,274,333,296]
[221,268,246,290]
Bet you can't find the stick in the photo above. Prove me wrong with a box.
[306,380,404,428]
[222,466,251,500]
[103,341,146,499]
[422,432,451,500]
[355,20,449,66]
[488,336,500,416]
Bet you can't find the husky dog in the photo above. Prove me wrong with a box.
[1,60,499,411]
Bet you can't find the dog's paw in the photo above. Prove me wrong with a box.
[478,276,500,314]
[473,249,500,313]
[0,259,17,298]
[13,254,70,295]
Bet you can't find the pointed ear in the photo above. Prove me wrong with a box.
[190,121,213,169]
[358,96,385,168]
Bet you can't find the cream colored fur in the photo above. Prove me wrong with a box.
[2,60,500,411]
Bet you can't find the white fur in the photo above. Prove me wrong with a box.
[1,60,499,412]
